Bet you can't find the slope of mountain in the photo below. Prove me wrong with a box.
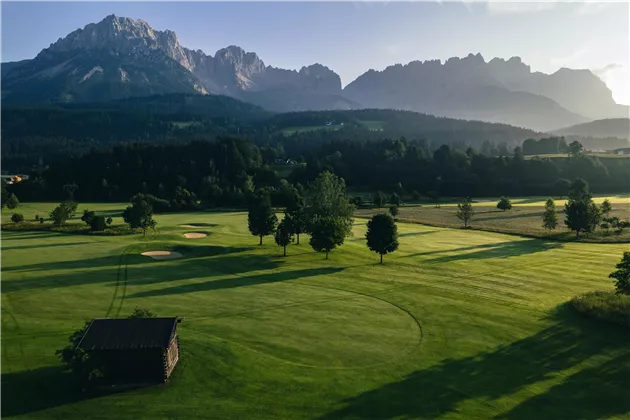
[62,93,272,122]
[0,15,348,111]
[342,54,589,131]
[487,57,629,119]
[1,14,627,131]
[553,118,630,139]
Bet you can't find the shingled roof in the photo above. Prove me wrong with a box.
[77,317,181,351]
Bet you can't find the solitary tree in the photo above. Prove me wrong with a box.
[50,201,78,226]
[600,199,612,217]
[247,191,277,245]
[389,205,399,218]
[274,218,294,256]
[309,217,347,259]
[609,252,630,295]
[123,197,156,236]
[6,193,19,210]
[496,196,512,212]
[366,213,399,264]
[456,200,474,228]
[564,180,600,238]
[542,198,558,230]
[373,191,386,208]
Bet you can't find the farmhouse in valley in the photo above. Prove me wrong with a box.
[77,317,182,383]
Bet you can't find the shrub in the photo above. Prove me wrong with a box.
[90,215,107,232]
[106,217,113,225]
[81,210,96,226]
[570,291,630,327]
[35,214,39,221]
[39,218,45,224]
[610,252,630,295]
[11,213,24,223]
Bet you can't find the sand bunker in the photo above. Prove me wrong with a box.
[183,232,208,239]
[141,251,183,260]
[180,223,213,228]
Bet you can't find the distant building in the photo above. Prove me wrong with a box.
[1,175,28,185]
[273,158,298,165]
[77,317,182,383]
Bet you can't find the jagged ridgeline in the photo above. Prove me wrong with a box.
[1,14,627,131]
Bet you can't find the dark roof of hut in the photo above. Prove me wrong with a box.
[77,317,182,351]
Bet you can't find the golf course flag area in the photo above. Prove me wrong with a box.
[2,205,629,419]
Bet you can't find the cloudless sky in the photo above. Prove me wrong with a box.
[2,1,628,104]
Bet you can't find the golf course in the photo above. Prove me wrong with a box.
[2,202,629,419]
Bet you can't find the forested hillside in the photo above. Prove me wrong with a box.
[10,134,629,208]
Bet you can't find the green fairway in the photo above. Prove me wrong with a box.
[2,204,629,419]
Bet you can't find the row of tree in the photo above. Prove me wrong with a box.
[246,171,400,262]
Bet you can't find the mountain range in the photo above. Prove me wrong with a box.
[2,14,628,131]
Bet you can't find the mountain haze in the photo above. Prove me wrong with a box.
[2,14,627,131]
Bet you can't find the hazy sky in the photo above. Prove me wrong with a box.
[2,1,628,104]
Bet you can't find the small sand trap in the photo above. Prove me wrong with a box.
[141,251,183,260]
[183,232,207,239]
[180,224,212,228]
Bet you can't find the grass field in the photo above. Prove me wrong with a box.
[357,197,630,243]
[2,203,630,419]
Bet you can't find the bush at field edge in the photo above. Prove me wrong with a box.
[570,291,630,327]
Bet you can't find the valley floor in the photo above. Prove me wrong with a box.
[2,204,629,419]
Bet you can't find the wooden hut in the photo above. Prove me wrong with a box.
[77,317,182,384]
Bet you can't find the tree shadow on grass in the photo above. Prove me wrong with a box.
[1,366,87,417]
[1,241,93,251]
[1,366,156,418]
[1,232,64,241]
[428,239,562,264]
[402,239,562,261]
[2,249,276,293]
[318,306,630,420]
[2,245,252,273]
[129,267,346,298]
[398,231,439,238]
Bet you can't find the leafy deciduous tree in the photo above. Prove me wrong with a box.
[247,190,277,245]
[274,218,294,256]
[542,198,558,230]
[496,196,512,212]
[366,213,399,264]
[50,201,78,226]
[123,196,157,236]
[309,217,347,259]
[456,200,474,228]
[6,193,19,210]
[600,199,612,217]
[564,179,601,238]
[609,252,630,295]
